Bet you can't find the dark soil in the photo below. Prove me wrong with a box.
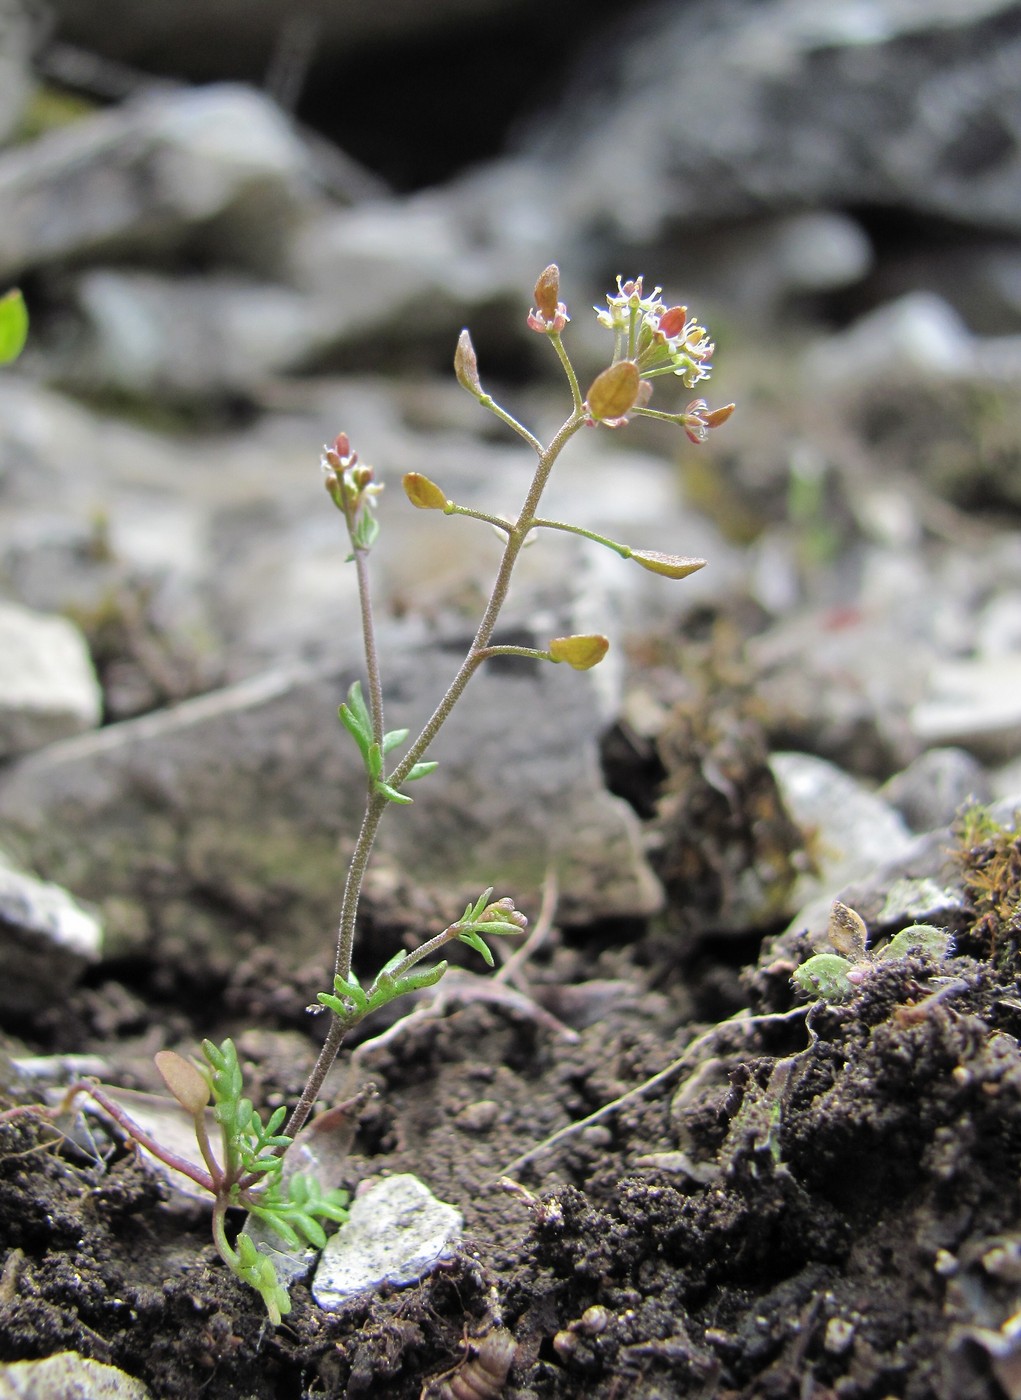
[2,710,1020,1398]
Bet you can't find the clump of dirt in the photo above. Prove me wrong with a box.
[2,756,1021,1396]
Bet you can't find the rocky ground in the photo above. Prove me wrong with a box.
[2,0,1021,1396]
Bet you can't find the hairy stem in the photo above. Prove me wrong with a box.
[353,545,384,747]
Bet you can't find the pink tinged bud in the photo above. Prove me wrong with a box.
[402,472,448,510]
[454,329,482,395]
[682,399,735,443]
[585,360,641,423]
[548,633,610,670]
[481,897,528,929]
[629,550,707,580]
[657,305,689,338]
[332,432,352,461]
[533,264,561,321]
[155,1050,211,1115]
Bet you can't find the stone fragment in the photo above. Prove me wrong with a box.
[0,601,102,757]
[0,84,320,280]
[881,747,991,832]
[0,0,33,144]
[312,1173,462,1308]
[0,631,662,968]
[769,751,914,910]
[0,1351,151,1399]
[520,0,1021,241]
[0,849,101,1013]
[62,269,325,400]
[912,657,1021,763]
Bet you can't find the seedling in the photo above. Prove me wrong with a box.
[2,268,733,1316]
[793,900,953,1001]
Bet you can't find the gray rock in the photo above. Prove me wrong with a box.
[0,601,102,757]
[523,0,1021,243]
[312,1173,462,1308]
[0,849,101,1014]
[62,268,326,400]
[749,601,932,775]
[911,656,1021,763]
[0,1352,151,1399]
[769,751,915,910]
[0,84,325,280]
[808,292,977,388]
[881,747,992,832]
[0,626,662,969]
[0,0,34,145]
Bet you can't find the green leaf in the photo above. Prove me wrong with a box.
[406,761,438,782]
[458,929,495,966]
[791,953,855,1001]
[0,290,28,365]
[352,511,380,551]
[367,743,383,779]
[338,682,373,763]
[248,1208,302,1251]
[375,779,413,804]
[382,727,408,754]
[292,1214,327,1249]
[880,924,952,961]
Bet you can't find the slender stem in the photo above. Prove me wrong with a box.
[530,516,631,559]
[333,792,387,980]
[192,1111,224,1187]
[478,395,543,454]
[446,503,513,532]
[283,1015,348,1140]
[352,545,384,746]
[389,409,586,787]
[67,1082,218,1193]
[631,407,686,425]
[397,921,469,975]
[211,1201,236,1269]
[549,332,584,412]
[475,644,551,663]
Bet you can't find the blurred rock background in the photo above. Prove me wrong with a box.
[1,0,1021,985]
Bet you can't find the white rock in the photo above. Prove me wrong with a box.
[0,849,102,1013]
[769,751,914,907]
[0,85,318,279]
[0,601,101,757]
[312,1173,462,1309]
[808,292,975,388]
[912,656,1021,762]
[0,1351,151,1399]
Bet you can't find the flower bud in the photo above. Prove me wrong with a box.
[585,360,641,423]
[403,472,448,510]
[481,897,529,930]
[533,265,561,322]
[629,550,707,580]
[549,634,610,670]
[657,305,689,338]
[155,1050,211,1116]
[454,329,482,395]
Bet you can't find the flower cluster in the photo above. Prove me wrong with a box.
[321,432,383,548]
[596,276,714,388]
[576,274,734,432]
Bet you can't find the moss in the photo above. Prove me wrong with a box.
[954,803,1021,972]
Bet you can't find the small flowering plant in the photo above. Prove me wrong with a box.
[1,267,732,1320]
